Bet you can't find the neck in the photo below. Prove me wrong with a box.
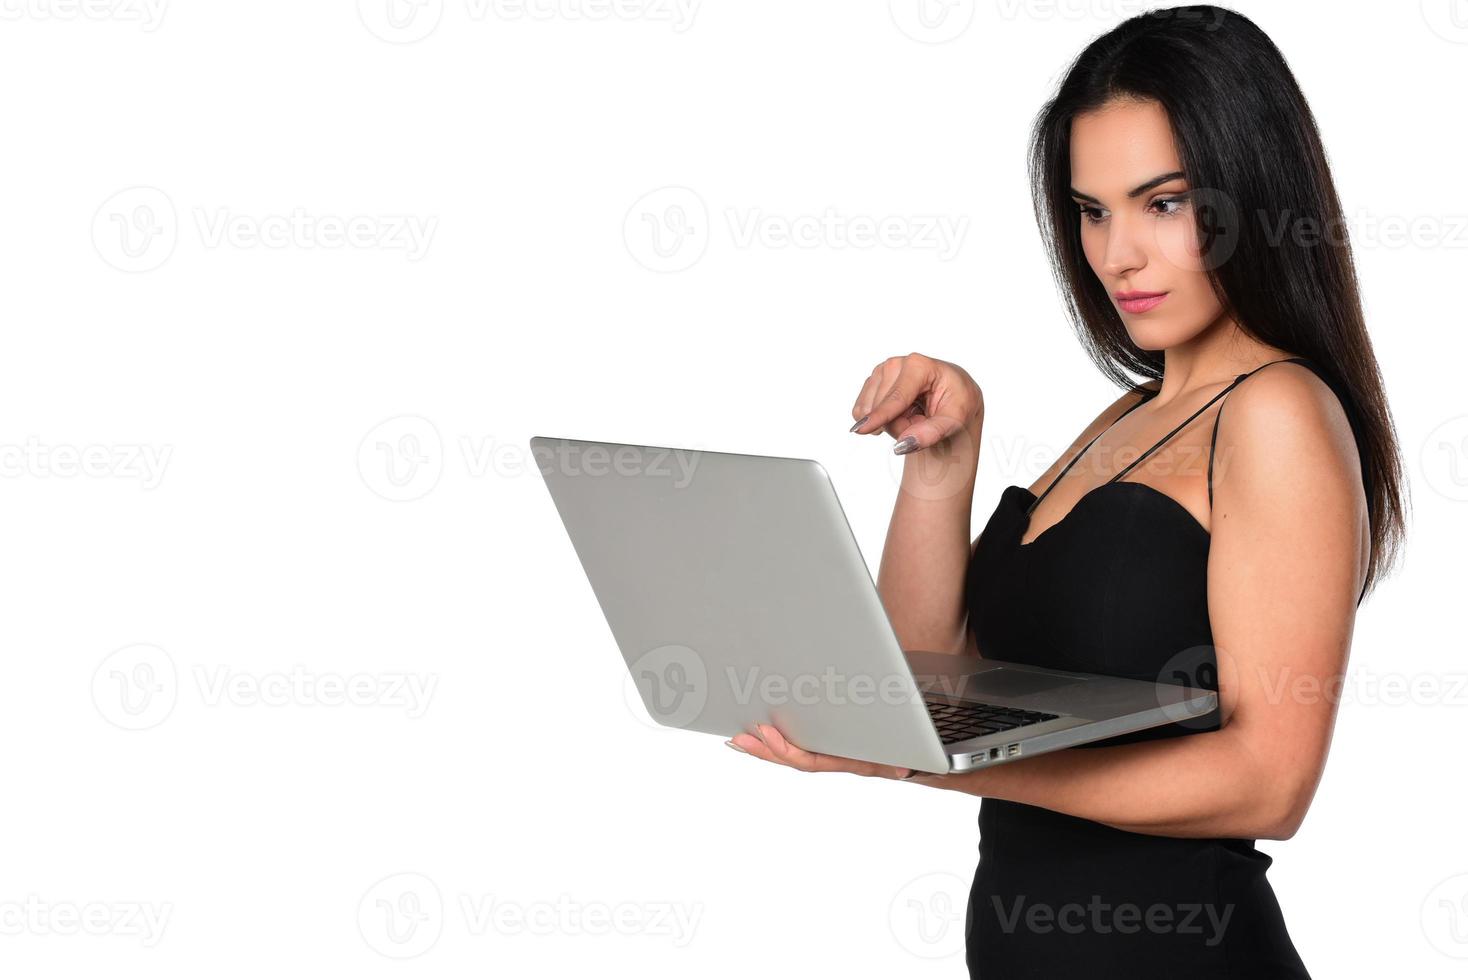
[1150,314,1294,405]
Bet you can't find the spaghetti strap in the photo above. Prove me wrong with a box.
[1025,386,1156,516]
[1028,358,1307,519]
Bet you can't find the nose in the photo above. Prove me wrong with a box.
[1099,213,1147,281]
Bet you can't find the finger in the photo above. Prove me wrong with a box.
[890,410,969,455]
[851,369,883,428]
[852,359,902,432]
[755,723,879,776]
[728,732,788,767]
[863,355,935,438]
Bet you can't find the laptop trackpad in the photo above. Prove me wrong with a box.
[966,668,1081,699]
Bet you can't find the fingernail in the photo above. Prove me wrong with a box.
[893,436,918,455]
[724,739,747,754]
[850,415,869,433]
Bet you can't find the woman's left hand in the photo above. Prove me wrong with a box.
[726,723,931,781]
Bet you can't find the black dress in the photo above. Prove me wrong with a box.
[962,356,1369,978]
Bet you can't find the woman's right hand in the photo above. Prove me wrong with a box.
[849,352,984,455]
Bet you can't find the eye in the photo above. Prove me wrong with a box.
[1077,204,1107,225]
[1149,194,1190,217]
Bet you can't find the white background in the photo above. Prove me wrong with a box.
[2,0,1465,975]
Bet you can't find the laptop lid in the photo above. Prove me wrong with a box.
[531,436,951,773]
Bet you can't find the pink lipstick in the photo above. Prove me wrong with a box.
[1114,290,1168,314]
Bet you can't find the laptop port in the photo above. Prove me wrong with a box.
[989,747,1002,760]
[1006,743,1022,757]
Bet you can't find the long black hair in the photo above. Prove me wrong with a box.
[1029,3,1406,598]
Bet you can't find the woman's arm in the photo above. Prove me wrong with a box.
[850,353,986,656]
[875,419,984,655]
[906,365,1369,841]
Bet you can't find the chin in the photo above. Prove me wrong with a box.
[1121,323,1171,351]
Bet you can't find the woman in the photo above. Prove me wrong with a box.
[725,5,1407,977]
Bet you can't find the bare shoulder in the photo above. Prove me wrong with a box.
[1213,361,1361,479]
[1210,360,1367,545]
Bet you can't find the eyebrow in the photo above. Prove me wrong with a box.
[1069,170,1187,204]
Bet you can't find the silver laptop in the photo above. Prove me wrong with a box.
[531,436,1217,774]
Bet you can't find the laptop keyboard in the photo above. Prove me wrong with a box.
[924,698,1060,743]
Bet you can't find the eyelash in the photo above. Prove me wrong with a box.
[1077,193,1190,225]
